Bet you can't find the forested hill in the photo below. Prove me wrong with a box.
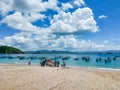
[0,46,24,54]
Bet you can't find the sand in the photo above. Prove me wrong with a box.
[0,64,120,90]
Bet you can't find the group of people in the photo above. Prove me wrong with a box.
[54,60,60,67]
[40,59,66,67]
[28,59,66,68]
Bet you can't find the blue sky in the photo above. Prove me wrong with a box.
[85,0,120,42]
[0,0,120,51]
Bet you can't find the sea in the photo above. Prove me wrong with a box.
[0,53,120,69]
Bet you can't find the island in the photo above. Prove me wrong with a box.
[0,46,24,54]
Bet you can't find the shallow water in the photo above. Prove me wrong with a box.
[0,54,120,69]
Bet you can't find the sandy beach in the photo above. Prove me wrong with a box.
[0,64,120,90]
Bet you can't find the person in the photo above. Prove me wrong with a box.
[28,60,31,66]
[54,60,57,67]
[62,61,66,68]
[41,60,47,66]
[56,60,60,67]
[39,60,43,66]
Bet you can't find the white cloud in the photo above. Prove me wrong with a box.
[23,12,46,23]
[0,11,52,34]
[46,0,59,10]
[1,4,98,34]
[0,0,106,51]
[61,3,73,11]
[51,7,98,34]
[3,32,56,51]
[13,0,58,13]
[0,40,6,46]
[2,32,120,51]
[98,15,107,19]
[1,12,39,32]
[103,40,110,44]
[0,0,13,16]
[73,0,85,7]
[0,0,59,16]
[4,32,35,50]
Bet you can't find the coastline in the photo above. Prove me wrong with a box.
[0,63,120,72]
[68,66,120,72]
[1,63,120,71]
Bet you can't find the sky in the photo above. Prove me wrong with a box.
[0,0,120,51]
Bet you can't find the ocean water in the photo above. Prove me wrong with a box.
[0,54,120,69]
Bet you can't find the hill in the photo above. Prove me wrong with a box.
[25,50,75,54]
[25,50,120,54]
[24,50,86,54]
[0,46,24,54]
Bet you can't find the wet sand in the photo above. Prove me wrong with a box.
[0,64,120,90]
